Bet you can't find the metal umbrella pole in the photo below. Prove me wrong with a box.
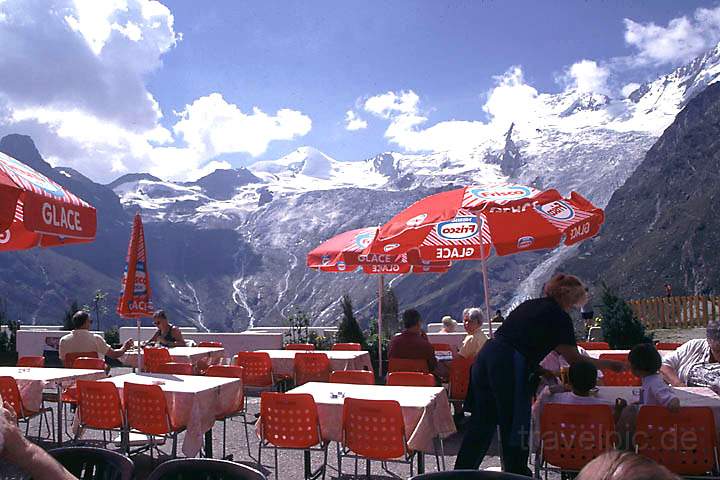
[377,274,385,377]
[478,214,493,337]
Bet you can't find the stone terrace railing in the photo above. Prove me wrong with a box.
[628,295,720,329]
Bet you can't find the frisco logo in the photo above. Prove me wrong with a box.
[517,236,534,249]
[436,216,478,240]
[406,213,427,227]
[337,261,347,271]
[383,243,400,252]
[0,229,9,244]
[469,185,532,202]
[536,200,575,221]
[354,231,375,250]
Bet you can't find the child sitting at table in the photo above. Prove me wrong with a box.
[629,343,680,412]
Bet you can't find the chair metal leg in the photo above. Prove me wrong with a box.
[366,459,370,478]
[336,442,342,478]
[274,446,279,480]
[354,456,358,479]
[222,419,227,459]
[257,441,263,472]
[243,413,252,458]
[171,433,178,458]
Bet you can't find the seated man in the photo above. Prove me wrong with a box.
[388,309,437,372]
[458,307,488,359]
[58,311,133,366]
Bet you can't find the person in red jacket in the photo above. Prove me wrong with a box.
[388,308,437,373]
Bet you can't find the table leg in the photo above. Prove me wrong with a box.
[56,384,63,444]
[304,449,311,479]
[204,429,214,458]
[417,452,425,474]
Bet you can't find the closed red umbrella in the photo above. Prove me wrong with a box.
[366,183,605,335]
[0,151,96,251]
[117,213,153,369]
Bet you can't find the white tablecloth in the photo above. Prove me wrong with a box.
[253,350,373,376]
[99,372,242,457]
[0,367,105,411]
[121,347,225,370]
[584,349,673,359]
[283,382,456,453]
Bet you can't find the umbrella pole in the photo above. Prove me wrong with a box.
[377,274,384,377]
[478,213,493,338]
[137,318,142,372]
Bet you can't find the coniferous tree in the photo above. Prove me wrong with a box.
[62,301,81,331]
[600,283,652,349]
[336,294,367,349]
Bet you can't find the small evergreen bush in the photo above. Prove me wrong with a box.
[599,283,653,349]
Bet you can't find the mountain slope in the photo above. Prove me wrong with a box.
[562,82,720,298]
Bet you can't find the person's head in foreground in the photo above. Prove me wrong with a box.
[71,310,91,330]
[441,315,457,332]
[576,450,679,480]
[569,360,598,396]
[403,309,422,332]
[628,343,662,378]
[462,307,484,334]
[543,273,588,311]
[706,320,720,361]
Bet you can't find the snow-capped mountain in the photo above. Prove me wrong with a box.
[8,42,720,331]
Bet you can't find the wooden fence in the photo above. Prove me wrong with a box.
[628,296,720,329]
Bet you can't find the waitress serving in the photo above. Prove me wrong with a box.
[454,273,625,475]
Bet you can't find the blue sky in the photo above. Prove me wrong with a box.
[1,0,719,181]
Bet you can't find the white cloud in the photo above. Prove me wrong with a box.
[361,66,544,153]
[344,110,367,131]
[173,93,312,158]
[558,60,610,95]
[0,0,311,181]
[621,82,641,98]
[624,5,720,66]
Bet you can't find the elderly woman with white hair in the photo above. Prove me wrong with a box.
[440,315,458,333]
[459,307,488,359]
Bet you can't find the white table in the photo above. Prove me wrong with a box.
[121,346,225,371]
[99,372,242,457]
[426,333,467,351]
[286,382,456,454]
[252,350,373,376]
[584,349,673,359]
[0,366,106,441]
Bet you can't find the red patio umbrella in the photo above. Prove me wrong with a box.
[307,227,450,375]
[117,213,153,369]
[0,151,96,251]
[365,183,605,335]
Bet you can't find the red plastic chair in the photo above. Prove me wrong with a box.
[143,347,172,373]
[635,406,719,476]
[386,372,436,387]
[294,352,331,386]
[75,380,124,446]
[431,343,453,352]
[17,356,45,367]
[539,403,616,476]
[449,356,473,404]
[206,365,251,459]
[155,362,193,375]
[331,343,361,351]
[73,357,106,370]
[124,382,186,459]
[259,392,327,480]
[0,376,55,442]
[598,353,641,386]
[329,370,374,385]
[285,343,315,351]
[198,341,223,348]
[388,358,429,373]
[340,398,416,477]
[655,342,683,350]
[577,341,610,350]
[64,351,98,368]
[234,352,275,388]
